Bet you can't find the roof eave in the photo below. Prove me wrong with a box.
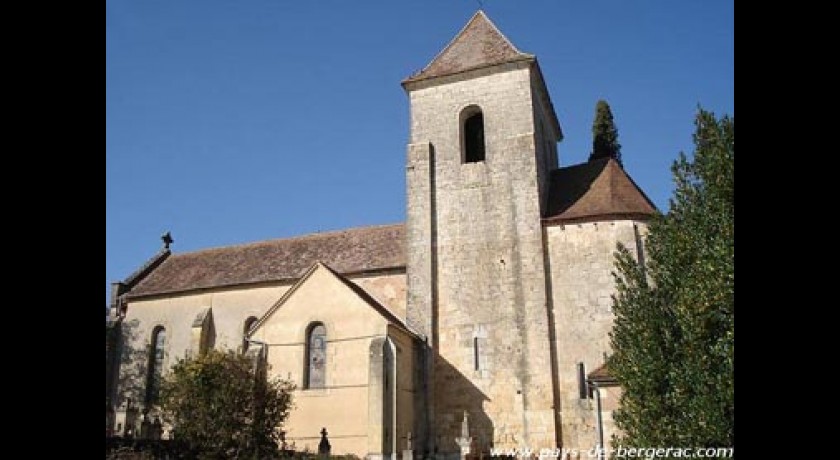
[122,248,171,288]
[125,264,408,301]
[587,376,620,387]
[542,212,656,227]
[401,55,535,90]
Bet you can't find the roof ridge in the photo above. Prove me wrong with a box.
[249,262,420,341]
[615,160,658,211]
[604,158,658,211]
[605,159,621,209]
[478,10,525,55]
[403,10,532,84]
[410,10,484,80]
[320,263,422,339]
[169,222,405,258]
[247,262,321,334]
[122,248,171,287]
[127,222,407,298]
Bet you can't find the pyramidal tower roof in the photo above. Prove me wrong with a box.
[544,158,657,223]
[403,10,534,84]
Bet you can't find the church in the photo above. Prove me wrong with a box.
[105,11,656,459]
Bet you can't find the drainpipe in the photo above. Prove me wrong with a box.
[587,380,605,460]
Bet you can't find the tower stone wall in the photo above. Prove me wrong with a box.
[545,220,647,451]
[405,62,559,455]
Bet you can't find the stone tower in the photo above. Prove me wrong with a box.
[402,11,563,456]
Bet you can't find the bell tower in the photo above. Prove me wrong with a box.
[403,10,563,455]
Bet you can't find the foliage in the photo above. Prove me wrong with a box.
[160,349,296,459]
[589,99,622,165]
[609,108,734,453]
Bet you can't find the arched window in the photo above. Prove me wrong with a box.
[304,322,327,389]
[242,316,258,353]
[145,326,165,406]
[461,106,486,163]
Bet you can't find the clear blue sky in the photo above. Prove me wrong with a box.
[106,1,734,303]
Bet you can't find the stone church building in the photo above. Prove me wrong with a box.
[106,11,655,459]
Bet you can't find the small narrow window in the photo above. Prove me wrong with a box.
[473,337,480,371]
[242,316,258,352]
[305,323,327,389]
[146,327,166,406]
[462,107,486,163]
[577,362,587,399]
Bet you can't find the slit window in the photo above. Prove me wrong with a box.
[474,337,481,371]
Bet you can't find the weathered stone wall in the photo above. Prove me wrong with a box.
[406,62,558,455]
[112,270,407,448]
[530,69,560,215]
[545,220,647,452]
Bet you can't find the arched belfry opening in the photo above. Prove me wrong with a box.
[461,106,486,163]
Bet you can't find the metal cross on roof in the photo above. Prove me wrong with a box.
[161,231,174,249]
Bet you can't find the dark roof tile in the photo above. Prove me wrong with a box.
[587,362,618,385]
[544,158,657,223]
[127,223,405,298]
[403,10,532,84]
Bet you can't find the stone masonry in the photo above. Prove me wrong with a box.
[107,10,657,460]
[404,53,561,458]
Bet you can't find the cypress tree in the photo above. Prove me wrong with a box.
[589,99,622,165]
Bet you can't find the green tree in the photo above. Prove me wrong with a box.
[160,349,295,459]
[609,108,733,454]
[589,99,622,165]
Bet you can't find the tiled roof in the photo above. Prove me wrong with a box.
[122,248,170,289]
[127,223,405,298]
[544,158,657,224]
[587,362,618,385]
[586,363,613,382]
[403,10,533,84]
